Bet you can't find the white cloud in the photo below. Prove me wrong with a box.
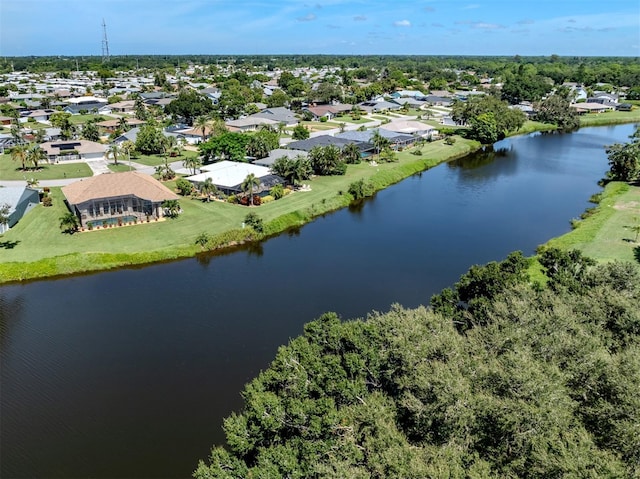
[297,13,317,22]
[353,15,367,21]
[393,20,411,27]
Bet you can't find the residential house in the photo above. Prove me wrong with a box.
[96,118,145,133]
[112,126,194,145]
[226,117,279,132]
[390,90,426,99]
[570,103,615,114]
[379,120,439,139]
[253,148,308,168]
[336,128,416,150]
[201,87,221,104]
[285,135,356,152]
[43,127,63,141]
[25,109,56,122]
[303,103,352,121]
[64,96,108,114]
[61,171,179,227]
[250,107,298,126]
[357,100,402,113]
[104,100,135,114]
[0,186,40,234]
[510,103,536,117]
[185,160,284,196]
[423,95,455,107]
[390,97,424,109]
[591,92,619,103]
[40,140,106,162]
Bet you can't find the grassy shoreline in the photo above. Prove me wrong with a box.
[542,181,639,264]
[2,114,639,285]
[0,136,480,284]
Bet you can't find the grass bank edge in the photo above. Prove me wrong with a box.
[0,138,480,284]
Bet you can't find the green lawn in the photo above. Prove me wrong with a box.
[107,163,135,173]
[0,153,93,180]
[0,136,479,282]
[131,150,198,167]
[545,182,640,264]
[300,121,341,132]
[333,115,370,124]
[68,114,109,125]
[579,109,640,127]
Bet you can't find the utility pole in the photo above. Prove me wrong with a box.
[101,18,110,63]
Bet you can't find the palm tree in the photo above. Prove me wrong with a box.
[371,130,390,157]
[241,173,261,206]
[183,155,203,175]
[10,143,28,170]
[176,137,187,157]
[117,116,130,132]
[59,212,80,234]
[26,144,46,170]
[342,143,361,164]
[163,135,178,158]
[121,140,135,170]
[200,177,217,202]
[10,124,23,146]
[107,144,121,166]
[194,115,210,142]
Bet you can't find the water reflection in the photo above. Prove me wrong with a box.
[1,124,637,479]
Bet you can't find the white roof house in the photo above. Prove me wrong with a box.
[380,120,438,138]
[185,160,283,194]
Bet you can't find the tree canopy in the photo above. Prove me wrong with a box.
[196,250,640,478]
[452,95,526,143]
[164,89,215,126]
[606,126,640,182]
[199,132,250,162]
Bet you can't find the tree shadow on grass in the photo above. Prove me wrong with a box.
[634,246,640,264]
[0,239,20,249]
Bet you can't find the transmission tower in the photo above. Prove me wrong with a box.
[101,19,110,63]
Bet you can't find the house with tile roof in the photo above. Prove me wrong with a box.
[61,171,179,227]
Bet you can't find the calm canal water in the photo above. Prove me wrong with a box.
[1,124,636,478]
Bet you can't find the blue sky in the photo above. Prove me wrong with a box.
[1,0,639,57]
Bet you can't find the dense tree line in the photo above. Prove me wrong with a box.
[195,249,640,478]
[606,126,640,182]
[451,95,526,143]
[2,55,639,89]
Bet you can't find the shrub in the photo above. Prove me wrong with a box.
[319,116,328,122]
[261,195,274,204]
[244,212,264,233]
[227,195,237,204]
[270,184,285,200]
[348,179,375,200]
[444,136,457,145]
[87,221,93,230]
[411,149,423,156]
[42,195,52,207]
[176,178,194,196]
[195,232,212,250]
